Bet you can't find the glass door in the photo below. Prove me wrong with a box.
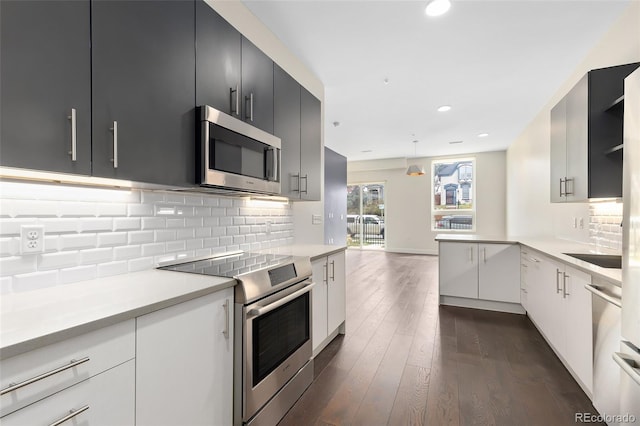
[347,183,385,249]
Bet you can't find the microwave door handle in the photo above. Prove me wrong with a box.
[266,147,278,182]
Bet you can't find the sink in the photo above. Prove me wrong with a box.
[563,253,622,269]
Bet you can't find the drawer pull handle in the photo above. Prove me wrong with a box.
[0,357,90,396]
[49,405,90,426]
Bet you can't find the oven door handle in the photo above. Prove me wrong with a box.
[248,282,315,317]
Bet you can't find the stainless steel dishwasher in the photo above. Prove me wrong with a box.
[585,278,622,425]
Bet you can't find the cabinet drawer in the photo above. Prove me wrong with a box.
[1,359,135,426]
[1,320,135,416]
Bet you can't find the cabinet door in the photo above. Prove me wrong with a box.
[195,1,242,118]
[565,74,589,201]
[300,88,322,201]
[91,0,195,187]
[241,37,274,134]
[311,259,328,351]
[136,289,233,426]
[0,0,91,175]
[327,251,346,333]
[550,97,567,203]
[324,148,347,245]
[478,243,520,303]
[438,242,478,299]
[542,258,566,353]
[561,265,593,393]
[274,65,302,197]
[1,360,135,426]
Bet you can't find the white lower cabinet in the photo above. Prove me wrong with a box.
[439,242,520,308]
[524,250,592,394]
[1,360,135,426]
[135,288,234,426]
[311,251,346,354]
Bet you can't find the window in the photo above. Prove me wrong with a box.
[432,158,475,231]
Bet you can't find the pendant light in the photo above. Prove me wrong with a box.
[406,140,425,176]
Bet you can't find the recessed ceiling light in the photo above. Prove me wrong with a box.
[449,140,463,144]
[333,121,340,127]
[437,105,451,112]
[383,78,389,85]
[425,0,451,17]
[478,133,489,138]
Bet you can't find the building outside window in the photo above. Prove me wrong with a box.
[432,158,475,231]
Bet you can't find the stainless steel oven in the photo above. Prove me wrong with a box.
[198,105,281,195]
[159,251,314,426]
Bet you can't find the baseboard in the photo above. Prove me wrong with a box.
[439,295,526,314]
[312,325,343,358]
[385,247,438,255]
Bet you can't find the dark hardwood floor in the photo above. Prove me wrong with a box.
[280,250,603,426]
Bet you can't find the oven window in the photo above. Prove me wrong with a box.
[252,293,310,386]
[209,123,266,179]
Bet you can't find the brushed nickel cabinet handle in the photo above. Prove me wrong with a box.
[300,174,309,194]
[1,357,90,395]
[560,178,565,197]
[291,173,301,193]
[564,178,574,196]
[246,92,254,122]
[562,273,570,298]
[230,85,240,116]
[49,405,90,426]
[109,121,118,168]
[67,108,77,161]
[482,247,487,264]
[323,263,328,284]
[556,269,562,294]
[330,260,335,281]
[222,299,230,338]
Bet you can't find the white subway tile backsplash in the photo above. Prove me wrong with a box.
[128,257,155,272]
[128,203,155,217]
[114,217,141,231]
[59,265,97,285]
[98,261,128,278]
[114,245,142,260]
[1,276,12,294]
[1,183,293,290]
[60,234,98,251]
[80,218,114,233]
[142,243,165,257]
[57,201,98,217]
[80,248,113,265]
[0,237,19,257]
[1,256,38,275]
[39,251,79,270]
[13,270,58,292]
[98,232,128,247]
[589,202,623,251]
[128,231,154,245]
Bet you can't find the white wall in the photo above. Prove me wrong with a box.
[506,1,640,242]
[348,151,506,255]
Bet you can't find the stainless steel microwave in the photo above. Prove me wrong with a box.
[198,105,281,195]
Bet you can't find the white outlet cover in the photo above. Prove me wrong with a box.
[20,225,45,254]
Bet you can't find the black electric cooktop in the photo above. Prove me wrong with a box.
[158,251,293,278]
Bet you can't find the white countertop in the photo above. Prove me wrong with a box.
[0,244,346,360]
[0,269,235,360]
[435,234,622,285]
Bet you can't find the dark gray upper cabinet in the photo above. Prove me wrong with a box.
[91,0,196,187]
[196,1,242,118]
[324,147,347,245]
[0,0,91,175]
[274,65,302,197]
[550,62,639,202]
[241,37,274,134]
[300,88,322,201]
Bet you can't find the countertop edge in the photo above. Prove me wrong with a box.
[0,278,236,360]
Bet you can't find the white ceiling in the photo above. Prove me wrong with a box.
[242,0,630,162]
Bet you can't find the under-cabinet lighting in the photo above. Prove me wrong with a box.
[247,196,290,207]
[0,167,134,190]
[426,0,451,17]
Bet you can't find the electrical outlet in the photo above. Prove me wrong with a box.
[312,214,322,225]
[266,220,272,235]
[21,225,45,254]
[579,218,584,229]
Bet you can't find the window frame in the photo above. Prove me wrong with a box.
[431,157,476,232]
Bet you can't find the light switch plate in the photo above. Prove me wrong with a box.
[312,214,322,225]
